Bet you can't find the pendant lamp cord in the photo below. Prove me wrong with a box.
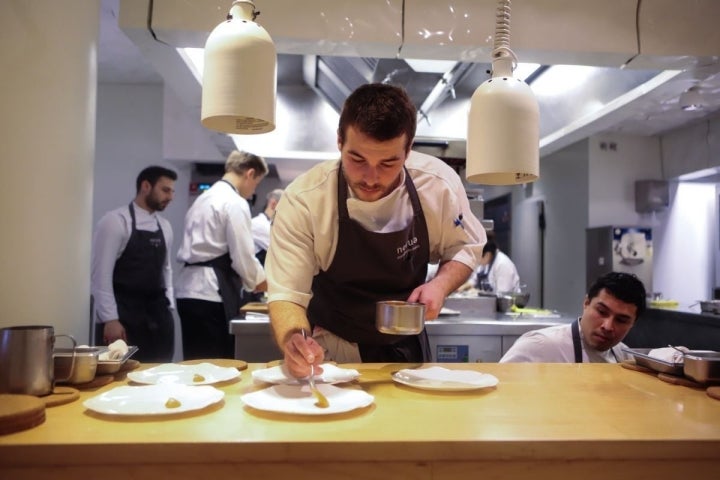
[491,0,518,75]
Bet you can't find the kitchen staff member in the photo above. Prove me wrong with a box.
[251,188,284,265]
[475,238,520,293]
[91,166,177,362]
[500,271,646,363]
[175,150,268,359]
[265,83,486,378]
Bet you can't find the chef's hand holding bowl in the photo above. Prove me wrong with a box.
[407,277,447,320]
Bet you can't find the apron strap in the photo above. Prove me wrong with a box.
[571,319,583,363]
[186,253,243,321]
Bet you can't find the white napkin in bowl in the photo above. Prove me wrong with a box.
[648,346,687,364]
[99,339,129,361]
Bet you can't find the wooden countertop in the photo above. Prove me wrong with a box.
[1,362,719,479]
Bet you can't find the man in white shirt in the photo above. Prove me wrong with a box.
[91,166,177,362]
[475,239,520,293]
[251,188,283,265]
[500,272,647,363]
[266,83,487,378]
[176,151,268,359]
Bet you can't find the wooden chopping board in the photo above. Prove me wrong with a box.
[42,386,80,407]
[657,372,705,389]
[706,386,720,401]
[620,360,655,374]
[240,302,269,314]
[0,394,46,435]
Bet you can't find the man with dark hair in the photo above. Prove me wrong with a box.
[91,165,177,362]
[500,272,647,363]
[266,83,487,378]
[176,150,269,359]
[475,235,520,293]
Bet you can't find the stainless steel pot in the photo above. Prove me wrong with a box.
[699,300,720,315]
[376,301,425,335]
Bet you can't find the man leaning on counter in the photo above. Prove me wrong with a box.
[265,83,486,378]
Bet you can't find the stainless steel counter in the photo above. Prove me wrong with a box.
[229,311,575,363]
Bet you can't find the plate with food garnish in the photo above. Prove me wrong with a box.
[83,384,224,415]
[127,363,240,386]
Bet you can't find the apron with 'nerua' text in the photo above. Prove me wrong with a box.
[307,166,430,362]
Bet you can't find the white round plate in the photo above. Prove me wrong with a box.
[241,384,374,415]
[127,362,240,385]
[251,363,359,385]
[392,366,499,391]
[83,384,225,415]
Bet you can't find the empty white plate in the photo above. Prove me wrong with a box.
[127,362,241,386]
[392,366,499,391]
[83,384,225,415]
[241,384,374,415]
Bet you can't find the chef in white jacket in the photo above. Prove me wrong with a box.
[476,239,520,293]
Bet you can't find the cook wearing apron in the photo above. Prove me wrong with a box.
[104,203,174,362]
[307,167,431,363]
[571,319,620,363]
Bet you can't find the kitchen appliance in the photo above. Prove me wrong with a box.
[0,325,76,396]
[586,226,653,292]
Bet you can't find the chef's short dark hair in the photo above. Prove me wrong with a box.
[338,83,417,153]
[588,272,647,318]
[482,240,498,256]
[136,166,177,193]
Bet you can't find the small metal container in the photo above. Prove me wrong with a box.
[496,295,514,313]
[683,350,720,383]
[54,347,99,384]
[376,301,425,335]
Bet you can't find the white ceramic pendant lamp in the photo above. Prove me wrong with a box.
[201,0,277,134]
[466,0,539,185]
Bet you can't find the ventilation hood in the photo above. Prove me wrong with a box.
[114,0,720,182]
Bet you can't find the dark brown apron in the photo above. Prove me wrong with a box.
[307,164,431,362]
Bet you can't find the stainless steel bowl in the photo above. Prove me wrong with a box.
[376,301,425,335]
[496,295,514,313]
[683,350,720,383]
[54,347,99,384]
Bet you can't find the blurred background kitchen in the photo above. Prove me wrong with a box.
[2,0,719,351]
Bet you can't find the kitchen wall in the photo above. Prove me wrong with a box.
[500,123,719,316]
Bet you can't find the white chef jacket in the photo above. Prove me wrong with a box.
[265,150,487,308]
[482,250,520,293]
[91,202,174,323]
[499,321,631,363]
[250,212,271,253]
[175,180,266,302]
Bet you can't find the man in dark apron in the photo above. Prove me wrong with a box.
[108,203,174,362]
[92,166,177,363]
[307,167,431,362]
[266,84,486,379]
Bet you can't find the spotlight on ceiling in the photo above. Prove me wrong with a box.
[201,0,277,134]
[466,0,539,186]
[679,86,705,112]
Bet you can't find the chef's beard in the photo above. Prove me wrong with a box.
[146,194,169,212]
